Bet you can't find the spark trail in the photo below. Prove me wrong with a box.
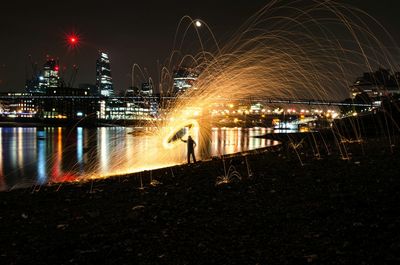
[96,0,400,178]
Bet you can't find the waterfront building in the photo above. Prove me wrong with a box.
[350,68,400,99]
[125,86,141,97]
[0,93,37,117]
[173,67,198,94]
[103,98,158,120]
[96,52,114,97]
[40,87,98,119]
[25,58,60,94]
[25,77,42,94]
[40,58,60,90]
[141,82,153,96]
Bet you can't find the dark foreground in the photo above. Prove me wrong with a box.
[1,136,400,264]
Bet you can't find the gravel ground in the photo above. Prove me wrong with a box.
[1,135,400,265]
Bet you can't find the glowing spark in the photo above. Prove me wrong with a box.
[53,0,400,182]
[162,119,199,149]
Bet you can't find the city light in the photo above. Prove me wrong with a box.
[69,36,77,44]
[66,33,80,48]
[1,2,399,263]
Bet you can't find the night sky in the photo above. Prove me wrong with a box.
[0,0,399,93]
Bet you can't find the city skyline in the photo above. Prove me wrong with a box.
[0,0,399,93]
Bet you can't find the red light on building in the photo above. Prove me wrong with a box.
[54,66,59,71]
[69,36,77,44]
[66,33,80,48]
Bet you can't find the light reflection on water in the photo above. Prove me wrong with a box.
[0,127,279,190]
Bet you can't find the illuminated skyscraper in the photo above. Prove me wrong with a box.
[42,58,60,88]
[96,52,114,97]
[26,58,60,93]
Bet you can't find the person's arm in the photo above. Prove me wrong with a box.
[180,138,187,143]
[193,140,197,148]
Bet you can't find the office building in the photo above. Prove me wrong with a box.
[141,82,153,96]
[40,58,60,90]
[26,58,60,94]
[351,68,400,99]
[173,67,198,94]
[96,52,114,97]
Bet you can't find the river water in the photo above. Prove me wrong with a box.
[0,127,279,190]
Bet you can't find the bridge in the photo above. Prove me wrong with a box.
[0,94,374,107]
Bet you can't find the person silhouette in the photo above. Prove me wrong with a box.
[181,135,197,164]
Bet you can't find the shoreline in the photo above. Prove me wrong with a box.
[1,135,400,264]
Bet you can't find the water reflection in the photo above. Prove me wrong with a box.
[209,127,270,156]
[0,127,277,190]
[10,128,17,172]
[99,127,108,174]
[76,127,83,171]
[37,138,47,184]
[18,128,23,171]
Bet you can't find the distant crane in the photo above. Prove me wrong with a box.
[27,55,39,80]
[68,64,79,88]
[66,33,80,88]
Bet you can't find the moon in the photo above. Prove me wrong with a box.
[195,20,202,27]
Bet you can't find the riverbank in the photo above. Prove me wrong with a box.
[1,136,400,264]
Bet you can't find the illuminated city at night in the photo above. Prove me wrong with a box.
[1,0,400,264]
